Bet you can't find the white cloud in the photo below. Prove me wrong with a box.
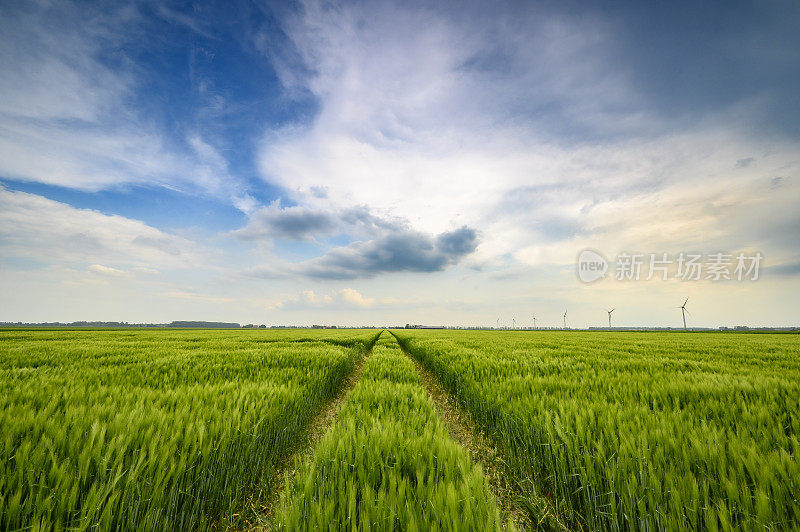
[88,264,129,277]
[0,2,251,209]
[0,187,202,269]
[336,288,373,307]
[276,288,375,310]
[257,0,800,276]
[1,0,798,327]
[162,291,235,303]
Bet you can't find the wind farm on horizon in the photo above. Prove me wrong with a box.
[487,297,729,331]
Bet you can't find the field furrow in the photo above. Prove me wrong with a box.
[274,334,507,530]
[394,330,800,531]
[249,331,379,528]
[0,329,380,530]
[2,328,798,531]
[392,331,569,531]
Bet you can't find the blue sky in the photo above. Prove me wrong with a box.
[1,0,799,327]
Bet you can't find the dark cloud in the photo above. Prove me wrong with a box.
[248,226,479,280]
[461,1,800,142]
[768,260,800,277]
[233,205,337,241]
[296,226,478,279]
[736,157,755,168]
[233,204,406,242]
[437,226,479,256]
[609,1,800,139]
[339,205,405,233]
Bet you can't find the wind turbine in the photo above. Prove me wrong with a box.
[496,317,499,329]
[532,314,537,329]
[607,308,615,328]
[512,317,516,329]
[677,298,689,329]
[563,310,568,329]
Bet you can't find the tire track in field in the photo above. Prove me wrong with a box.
[243,331,382,530]
[390,331,570,532]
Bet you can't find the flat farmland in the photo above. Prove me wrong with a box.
[1,329,798,530]
[394,330,800,530]
[0,328,379,530]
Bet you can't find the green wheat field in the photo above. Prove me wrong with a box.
[1,328,798,530]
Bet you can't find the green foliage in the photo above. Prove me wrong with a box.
[0,329,379,531]
[5,328,797,530]
[277,335,505,530]
[394,330,800,531]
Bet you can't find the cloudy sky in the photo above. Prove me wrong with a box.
[1,0,799,327]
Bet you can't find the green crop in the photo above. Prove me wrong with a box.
[0,329,379,530]
[277,335,505,530]
[394,330,800,531]
[3,328,798,531]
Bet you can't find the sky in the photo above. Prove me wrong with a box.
[1,0,799,328]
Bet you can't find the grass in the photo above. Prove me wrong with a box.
[276,334,505,530]
[394,330,800,530]
[2,328,798,531]
[0,329,379,530]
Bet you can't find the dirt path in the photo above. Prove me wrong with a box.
[243,333,380,530]
[244,330,569,530]
[391,332,570,531]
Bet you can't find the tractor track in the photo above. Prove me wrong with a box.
[241,332,380,530]
[391,331,571,532]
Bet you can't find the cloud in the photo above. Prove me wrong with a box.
[771,177,785,189]
[233,202,338,241]
[0,1,252,209]
[336,288,373,307]
[248,225,478,279]
[296,225,477,279]
[88,264,129,277]
[154,4,218,39]
[436,226,481,256]
[232,203,406,242]
[162,291,235,303]
[252,0,800,281]
[132,236,183,256]
[768,260,800,277]
[0,187,201,269]
[2,0,799,326]
[276,288,374,310]
[187,135,257,212]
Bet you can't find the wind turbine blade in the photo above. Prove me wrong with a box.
[683,298,689,307]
